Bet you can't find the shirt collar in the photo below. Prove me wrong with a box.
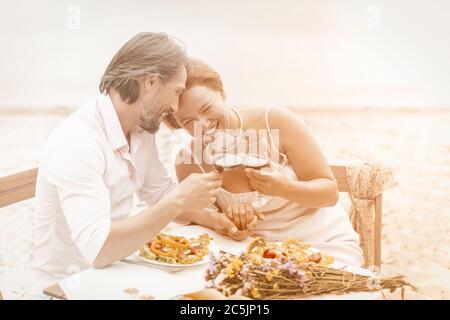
[97,94,128,151]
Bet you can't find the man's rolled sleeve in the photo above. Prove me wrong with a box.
[45,138,111,265]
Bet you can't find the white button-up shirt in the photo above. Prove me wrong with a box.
[30,94,175,282]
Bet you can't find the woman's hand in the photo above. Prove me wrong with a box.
[211,208,256,241]
[225,203,264,231]
[223,203,264,241]
[244,161,291,197]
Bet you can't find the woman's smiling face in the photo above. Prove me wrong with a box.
[174,85,227,136]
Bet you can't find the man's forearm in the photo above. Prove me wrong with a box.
[93,199,183,268]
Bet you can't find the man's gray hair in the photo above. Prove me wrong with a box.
[99,32,187,104]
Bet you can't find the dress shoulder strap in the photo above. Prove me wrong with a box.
[264,107,288,165]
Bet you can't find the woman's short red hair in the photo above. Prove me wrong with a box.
[164,58,226,130]
[185,58,226,99]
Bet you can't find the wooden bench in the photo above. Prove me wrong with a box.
[0,166,382,267]
[0,168,38,208]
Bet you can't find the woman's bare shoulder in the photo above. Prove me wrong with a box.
[237,105,269,126]
[265,106,307,129]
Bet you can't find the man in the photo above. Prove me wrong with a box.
[30,32,233,284]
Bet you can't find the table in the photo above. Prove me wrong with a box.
[43,223,382,300]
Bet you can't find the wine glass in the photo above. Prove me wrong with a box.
[242,135,272,208]
[205,131,244,171]
[242,135,270,170]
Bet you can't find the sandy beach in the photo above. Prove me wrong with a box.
[0,106,449,299]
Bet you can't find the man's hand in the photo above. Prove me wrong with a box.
[202,208,258,242]
[168,171,222,213]
[227,228,254,241]
[209,210,239,236]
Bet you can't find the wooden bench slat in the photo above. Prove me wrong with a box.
[0,182,36,208]
[330,165,351,193]
[0,168,38,208]
[0,167,350,193]
[374,194,383,268]
[0,168,38,193]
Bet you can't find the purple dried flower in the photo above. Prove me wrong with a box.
[239,265,250,279]
[297,271,306,284]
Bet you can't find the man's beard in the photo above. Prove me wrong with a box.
[140,114,162,134]
[140,101,168,134]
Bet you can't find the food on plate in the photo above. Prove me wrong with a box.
[139,233,213,264]
[246,237,335,267]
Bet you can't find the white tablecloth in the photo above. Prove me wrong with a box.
[58,223,382,300]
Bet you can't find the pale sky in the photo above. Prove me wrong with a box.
[0,0,449,108]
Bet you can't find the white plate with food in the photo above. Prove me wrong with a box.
[135,233,217,271]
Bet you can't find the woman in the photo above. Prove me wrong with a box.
[166,59,364,267]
